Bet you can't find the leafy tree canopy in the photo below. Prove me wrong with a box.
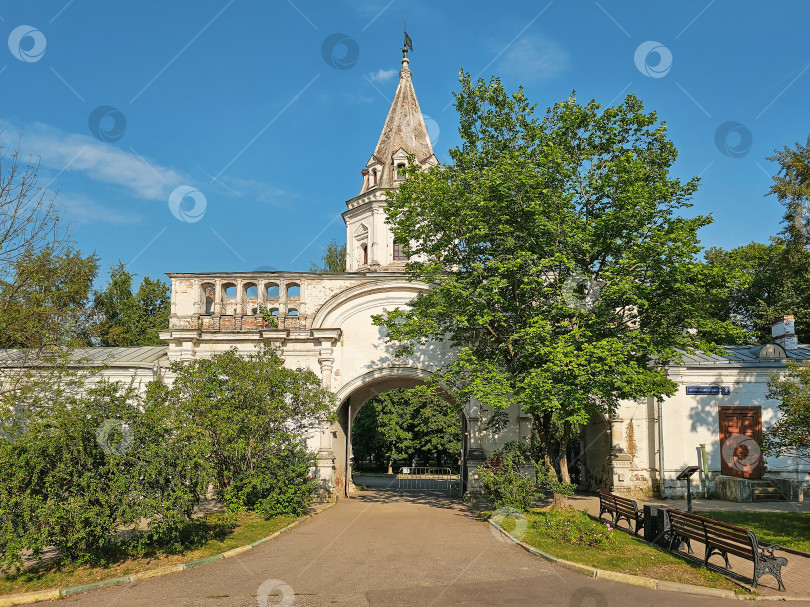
[767,136,810,247]
[704,240,810,344]
[310,239,346,272]
[352,387,460,472]
[764,360,810,463]
[375,73,736,479]
[0,379,207,570]
[90,262,170,346]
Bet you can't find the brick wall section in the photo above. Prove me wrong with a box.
[168,272,401,333]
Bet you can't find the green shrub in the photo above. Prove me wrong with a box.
[0,347,333,570]
[166,347,333,518]
[531,508,615,547]
[0,381,207,570]
[221,445,316,517]
[478,442,540,511]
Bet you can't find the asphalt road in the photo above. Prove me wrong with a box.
[66,491,774,607]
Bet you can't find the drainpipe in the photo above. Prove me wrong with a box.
[657,398,665,498]
[700,443,709,498]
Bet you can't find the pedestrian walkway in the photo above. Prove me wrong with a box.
[565,494,810,598]
[62,491,745,607]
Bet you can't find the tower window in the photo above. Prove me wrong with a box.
[372,169,378,186]
[395,163,406,180]
[393,242,407,261]
[361,244,368,266]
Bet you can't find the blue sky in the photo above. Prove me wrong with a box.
[2,1,809,286]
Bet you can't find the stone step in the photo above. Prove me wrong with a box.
[752,486,787,501]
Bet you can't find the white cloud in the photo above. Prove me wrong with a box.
[1,121,187,201]
[493,34,570,82]
[367,68,397,83]
[220,176,290,207]
[56,192,142,225]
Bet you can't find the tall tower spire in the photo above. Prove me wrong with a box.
[343,36,437,272]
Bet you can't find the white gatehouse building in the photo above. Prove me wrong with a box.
[10,45,808,503]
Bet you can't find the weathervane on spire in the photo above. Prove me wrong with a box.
[403,22,413,58]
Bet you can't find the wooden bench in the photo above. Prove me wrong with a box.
[666,509,788,591]
[597,490,644,536]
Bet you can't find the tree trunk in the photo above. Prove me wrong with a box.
[558,421,572,485]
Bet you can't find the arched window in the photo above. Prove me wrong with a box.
[288,308,299,317]
[265,283,280,299]
[201,283,215,315]
[287,284,300,299]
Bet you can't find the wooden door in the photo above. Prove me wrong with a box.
[718,406,763,479]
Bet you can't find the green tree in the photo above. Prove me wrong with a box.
[704,240,810,344]
[310,238,347,272]
[0,380,207,570]
[411,386,461,468]
[165,347,334,516]
[767,136,810,247]
[0,142,98,420]
[764,360,810,463]
[351,387,460,472]
[0,247,97,349]
[350,399,386,470]
[375,74,734,483]
[92,262,170,346]
[369,390,416,473]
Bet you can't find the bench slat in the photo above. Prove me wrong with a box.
[706,529,753,550]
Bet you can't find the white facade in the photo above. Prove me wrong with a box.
[581,332,810,500]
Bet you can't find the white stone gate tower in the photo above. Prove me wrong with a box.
[160,45,530,500]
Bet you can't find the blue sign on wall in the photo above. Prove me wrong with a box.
[686,386,731,395]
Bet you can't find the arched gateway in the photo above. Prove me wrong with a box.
[159,45,529,499]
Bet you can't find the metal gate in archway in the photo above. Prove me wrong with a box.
[397,467,460,497]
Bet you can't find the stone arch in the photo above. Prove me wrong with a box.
[311,279,428,329]
[331,366,468,497]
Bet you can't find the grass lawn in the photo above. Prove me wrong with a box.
[0,511,296,596]
[498,508,743,593]
[694,510,810,553]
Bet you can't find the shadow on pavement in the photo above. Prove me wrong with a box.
[350,488,490,519]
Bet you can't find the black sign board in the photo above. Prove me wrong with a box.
[676,465,699,480]
[686,386,730,395]
[676,465,700,512]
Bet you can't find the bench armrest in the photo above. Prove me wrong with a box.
[761,544,782,558]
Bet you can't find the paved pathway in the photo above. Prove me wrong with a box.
[65,491,769,607]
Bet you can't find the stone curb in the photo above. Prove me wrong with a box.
[0,590,60,607]
[488,517,810,602]
[0,502,335,606]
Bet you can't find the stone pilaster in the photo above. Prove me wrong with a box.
[314,419,336,502]
[609,416,632,492]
